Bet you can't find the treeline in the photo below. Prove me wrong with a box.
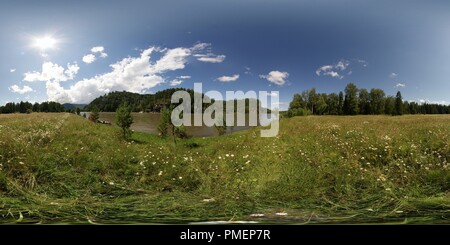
[287,83,450,117]
[85,89,202,112]
[0,101,66,114]
[85,89,266,113]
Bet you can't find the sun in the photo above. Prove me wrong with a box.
[33,36,58,50]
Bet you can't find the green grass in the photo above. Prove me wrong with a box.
[0,113,449,224]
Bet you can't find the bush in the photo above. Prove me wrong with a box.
[286,108,311,117]
[175,125,188,139]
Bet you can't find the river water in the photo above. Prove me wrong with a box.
[83,112,275,137]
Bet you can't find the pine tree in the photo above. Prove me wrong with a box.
[89,106,100,122]
[116,103,134,140]
[394,91,403,116]
[338,91,344,115]
[157,106,170,137]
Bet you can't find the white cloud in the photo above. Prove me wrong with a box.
[23,62,79,83]
[418,99,449,105]
[315,65,333,76]
[244,67,252,75]
[328,71,341,78]
[82,54,96,64]
[356,59,368,67]
[395,83,406,88]
[34,46,191,103]
[316,60,349,79]
[177,75,191,79]
[197,54,226,63]
[336,60,350,70]
[151,47,191,72]
[316,59,365,79]
[91,46,108,58]
[91,46,104,53]
[9,85,33,94]
[217,74,239,82]
[260,71,289,86]
[390,72,398,78]
[10,69,16,73]
[191,43,210,51]
[170,79,183,86]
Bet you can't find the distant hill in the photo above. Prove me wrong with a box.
[85,88,205,112]
[63,103,87,110]
[85,88,270,113]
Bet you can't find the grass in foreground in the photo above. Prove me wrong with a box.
[0,113,449,224]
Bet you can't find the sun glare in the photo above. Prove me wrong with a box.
[33,36,58,50]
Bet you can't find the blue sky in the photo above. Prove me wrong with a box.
[1,0,450,110]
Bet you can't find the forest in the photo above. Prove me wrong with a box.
[85,89,264,113]
[287,83,450,117]
[0,101,65,114]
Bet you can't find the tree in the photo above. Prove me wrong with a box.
[358,89,370,114]
[76,107,81,116]
[89,106,100,122]
[116,103,134,140]
[289,94,307,111]
[384,96,395,115]
[343,83,359,115]
[33,103,40,112]
[306,88,317,114]
[338,91,344,115]
[327,93,340,115]
[394,91,403,116]
[369,88,386,114]
[403,101,410,114]
[157,106,170,137]
[315,93,328,115]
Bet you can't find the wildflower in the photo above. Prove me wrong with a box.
[19,161,25,165]
[178,176,183,180]
[109,181,115,185]
[158,171,163,176]
[275,212,288,216]
[250,214,265,217]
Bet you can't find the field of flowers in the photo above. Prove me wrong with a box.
[0,113,449,223]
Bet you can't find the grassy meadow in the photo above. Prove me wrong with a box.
[0,113,449,224]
